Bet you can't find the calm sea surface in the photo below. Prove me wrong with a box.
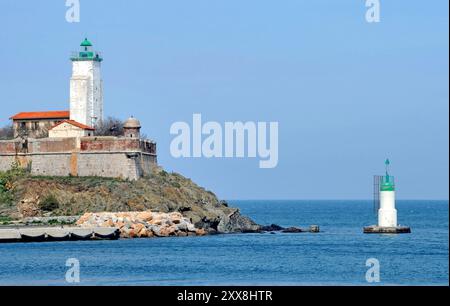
[0,200,448,285]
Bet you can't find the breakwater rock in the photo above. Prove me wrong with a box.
[76,211,207,238]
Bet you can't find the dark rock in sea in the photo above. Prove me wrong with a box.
[219,210,261,233]
[282,227,304,233]
[195,216,221,232]
[261,224,285,232]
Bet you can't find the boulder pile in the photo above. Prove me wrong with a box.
[76,211,207,238]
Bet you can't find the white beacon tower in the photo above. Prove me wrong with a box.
[378,159,397,227]
[70,38,104,127]
[364,159,410,234]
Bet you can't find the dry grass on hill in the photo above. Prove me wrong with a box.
[0,166,260,233]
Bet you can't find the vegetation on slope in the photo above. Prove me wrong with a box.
[0,165,259,233]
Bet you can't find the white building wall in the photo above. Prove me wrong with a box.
[48,122,91,139]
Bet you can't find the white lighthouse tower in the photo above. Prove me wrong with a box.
[70,38,104,127]
[378,159,397,227]
[364,159,411,234]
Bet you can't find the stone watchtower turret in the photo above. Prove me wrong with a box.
[123,117,141,138]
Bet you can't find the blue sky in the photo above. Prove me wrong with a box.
[0,1,448,200]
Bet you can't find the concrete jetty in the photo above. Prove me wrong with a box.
[363,225,411,234]
[0,227,120,243]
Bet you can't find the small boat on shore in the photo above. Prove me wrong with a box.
[69,228,94,241]
[0,227,120,244]
[19,229,47,242]
[46,228,71,241]
[93,228,120,240]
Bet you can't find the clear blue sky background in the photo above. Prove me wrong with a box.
[0,1,448,200]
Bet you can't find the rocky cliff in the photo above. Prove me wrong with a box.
[0,166,260,233]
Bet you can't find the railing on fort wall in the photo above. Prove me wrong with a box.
[141,140,157,155]
[2,137,157,156]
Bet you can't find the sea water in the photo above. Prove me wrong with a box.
[0,200,448,285]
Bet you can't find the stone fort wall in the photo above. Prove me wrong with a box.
[0,137,157,180]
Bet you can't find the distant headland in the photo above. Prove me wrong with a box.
[0,39,315,243]
[0,39,261,239]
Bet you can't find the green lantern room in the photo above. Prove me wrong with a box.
[71,38,103,62]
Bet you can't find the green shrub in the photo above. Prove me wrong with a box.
[172,182,182,188]
[47,219,73,226]
[39,194,60,212]
[0,168,17,205]
[8,161,27,177]
[0,193,13,206]
[0,215,12,225]
[0,216,12,223]
[0,177,7,193]
[0,161,27,189]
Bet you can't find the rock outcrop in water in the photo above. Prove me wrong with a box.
[0,166,261,234]
[260,224,320,233]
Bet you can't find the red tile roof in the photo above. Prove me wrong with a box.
[49,120,95,131]
[10,111,70,120]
